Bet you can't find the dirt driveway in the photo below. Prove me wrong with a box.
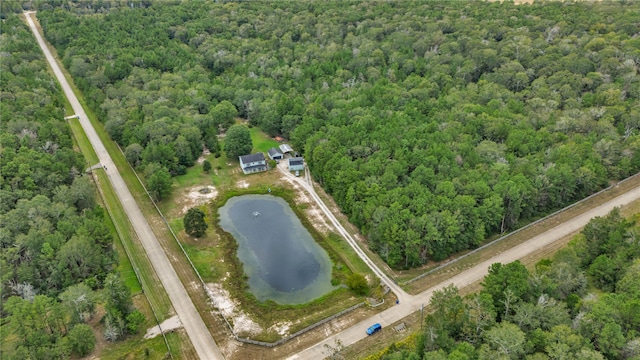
[284,166,640,359]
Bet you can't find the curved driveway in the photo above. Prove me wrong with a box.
[24,11,224,360]
[284,163,640,359]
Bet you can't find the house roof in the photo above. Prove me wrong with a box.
[288,157,304,166]
[239,153,265,163]
[268,147,283,156]
[279,144,293,153]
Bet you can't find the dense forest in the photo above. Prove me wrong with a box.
[31,0,640,268]
[0,11,142,358]
[374,209,640,360]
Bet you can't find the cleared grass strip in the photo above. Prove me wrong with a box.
[67,117,99,165]
[94,170,173,317]
[64,88,173,317]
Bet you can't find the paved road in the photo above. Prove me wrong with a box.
[24,12,224,360]
[285,163,640,359]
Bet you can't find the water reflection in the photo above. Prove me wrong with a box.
[219,195,337,304]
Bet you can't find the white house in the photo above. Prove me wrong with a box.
[239,153,267,174]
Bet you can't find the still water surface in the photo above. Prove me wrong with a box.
[218,195,336,304]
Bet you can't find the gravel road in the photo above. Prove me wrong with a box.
[24,12,224,360]
[285,163,640,359]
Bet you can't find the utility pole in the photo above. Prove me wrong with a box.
[420,303,424,331]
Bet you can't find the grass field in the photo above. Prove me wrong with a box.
[249,126,281,153]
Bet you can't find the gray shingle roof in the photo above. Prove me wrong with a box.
[239,153,265,163]
[268,147,283,157]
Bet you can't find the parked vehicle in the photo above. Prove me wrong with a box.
[366,323,382,335]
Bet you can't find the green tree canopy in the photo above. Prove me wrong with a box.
[345,273,368,296]
[224,124,252,160]
[183,207,208,238]
[35,0,640,269]
[66,323,96,357]
[481,261,530,320]
[145,164,172,201]
[210,100,238,132]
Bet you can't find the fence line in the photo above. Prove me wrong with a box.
[117,144,237,336]
[405,171,640,285]
[236,302,365,347]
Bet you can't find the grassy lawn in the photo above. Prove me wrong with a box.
[181,242,220,281]
[325,233,373,275]
[67,117,99,165]
[94,170,174,317]
[249,126,281,153]
[100,334,174,360]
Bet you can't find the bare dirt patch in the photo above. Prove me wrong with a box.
[205,283,262,336]
[269,322,293,337]
[175,185,218,216]
[196,149,211,164]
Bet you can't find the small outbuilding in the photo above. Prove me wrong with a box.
[279,143,294,155]
[288,157,304,171]
[267,147,284,160]
[239,153,267,174]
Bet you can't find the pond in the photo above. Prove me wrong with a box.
[218,194,337,304]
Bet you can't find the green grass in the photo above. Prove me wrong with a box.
[169,218,184,233]
[103,204,141,293]
[67,117,100,165]
[325,233,372,274]
[181,243,219,280]
[173,159,214,188]
[100,330,181,360]
[250,126,280,153]
[95,170,173,317]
